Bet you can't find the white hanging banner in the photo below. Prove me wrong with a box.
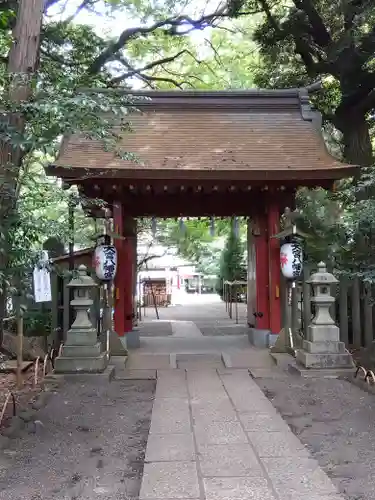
[33,251,52,303]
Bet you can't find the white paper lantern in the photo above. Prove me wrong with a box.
[93,245,117,281]
[280,242,303,279]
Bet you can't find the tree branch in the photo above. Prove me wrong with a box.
[292,0,332,47]
[110,50,197,84]
[339,71,375,113]
[44,0,65,12]
[64,0,93,23]
[87,8,227,75]
[158,64,207,85]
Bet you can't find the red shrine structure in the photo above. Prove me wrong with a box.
[47,89,355,340]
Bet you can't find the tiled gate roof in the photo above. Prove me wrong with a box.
[51,89,356,182]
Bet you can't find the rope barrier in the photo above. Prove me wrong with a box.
[0,344,60,429]
[354,364,375,385]
[0,391,16,426]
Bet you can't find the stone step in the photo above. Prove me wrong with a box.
[176,353,224,370]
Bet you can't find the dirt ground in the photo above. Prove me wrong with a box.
[0,376,155,500]
[0,368,45,428]
[256,373,375,500]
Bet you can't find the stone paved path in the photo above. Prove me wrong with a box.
[140,368,345,500]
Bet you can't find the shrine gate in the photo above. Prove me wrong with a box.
[47,89,355,342]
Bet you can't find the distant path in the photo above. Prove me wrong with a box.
[140,293,248,336]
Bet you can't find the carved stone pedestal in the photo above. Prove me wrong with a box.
[55,265,108,374]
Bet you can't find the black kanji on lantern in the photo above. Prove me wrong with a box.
[291,241,302,278]
[103,246,116,280]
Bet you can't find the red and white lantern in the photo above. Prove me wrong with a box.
[93,244,118,281]
[280,242,303,280]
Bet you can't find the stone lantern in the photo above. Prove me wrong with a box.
[54,265,108,373]
[296,262,354,372]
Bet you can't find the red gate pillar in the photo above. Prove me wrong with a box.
[251,206,281,333]
[267,204,281,334]
[247,219,257,327]
[252,212,270,330]
[113,203,136,336]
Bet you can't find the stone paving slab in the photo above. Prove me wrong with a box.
[198,444,263,477]
[238,411,290,432]
[248,431,310,458]
[223,350,276,369]
[155,380,189,399]
[150,398,191,434]
[194,420,248,446]
[140,368,344,500]
[145,433,196,462]
[203,477,276,500]
[140,462,200,499]
[126,354,172,369]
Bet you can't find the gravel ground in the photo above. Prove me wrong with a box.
[256,373,375,500]
[0,377,155,500]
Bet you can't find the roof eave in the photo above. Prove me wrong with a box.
[45,164,359,183]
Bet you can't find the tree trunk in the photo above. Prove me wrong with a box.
[0,0,44,347]
[336,112,373,169]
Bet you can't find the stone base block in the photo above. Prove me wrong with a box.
[248,329,271,348]
[65,328,98,346]
[54,352,109,373]
[289,361,355,378]
[109,330,128,355]
[303,340,346,354]
[126,329,140,349]
[296,349,354,370]
[61,342,102,358]
[307,324,340,343]
[268,334,279,348]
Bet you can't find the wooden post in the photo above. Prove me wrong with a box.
[364,282,373,348]
[50,272,59,349]
[63,275,70,341]
[291,282,299,337]
[280,274,286,328]
[302,265,311,340]
[68,192,76,329]
[229,284,233,319]
[235,283,239,324]
[16,296,24,389]
[339,275,349,346]
[246,219,257,327]
[351,277,361,348]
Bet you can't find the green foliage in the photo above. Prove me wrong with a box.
[218,228,246,296]
[22,308,52,338]
[155,218,231,274]
[235,0,375,166]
